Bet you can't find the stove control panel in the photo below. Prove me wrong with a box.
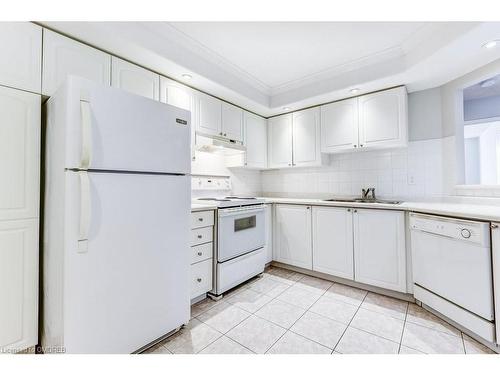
[192,176,231,191]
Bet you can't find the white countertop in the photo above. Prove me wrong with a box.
[191,196,500,222]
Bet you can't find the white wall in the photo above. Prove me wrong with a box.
[408,87,443,141]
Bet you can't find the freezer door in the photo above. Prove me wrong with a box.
[53,76,191,174]
[63,171,190,353]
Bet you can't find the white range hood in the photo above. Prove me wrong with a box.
[195,133,246,153]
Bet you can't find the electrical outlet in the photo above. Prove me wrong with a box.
[408,172,416,185]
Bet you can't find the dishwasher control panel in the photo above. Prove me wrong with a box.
[409,213,490,247]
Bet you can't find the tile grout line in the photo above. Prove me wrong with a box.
[461,332,467,354]
[331,289,369,354]
[397,302,409,354]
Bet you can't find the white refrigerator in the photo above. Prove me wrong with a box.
[42,76,191,353]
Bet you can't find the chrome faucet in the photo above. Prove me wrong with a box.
[362,188,376,200]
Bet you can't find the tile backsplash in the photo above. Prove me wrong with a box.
[261,138,448,199]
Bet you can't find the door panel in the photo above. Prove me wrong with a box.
[353,209,406,292]
[244,112,267,169]
[197,92,221,137]
[274,204,312,269]
[52,77,190,174]
[321,98,358,152]
[42,29,111,96]
[268,114,293,168]
[292,107,321,167]
[0,22,42,93]
[221,102,243,142]
[0,219,38,351]
[0,86,40,221]
[63,171,190,353]
[358,87,407,149]
[312,207,354,280]
[111,57,159,100]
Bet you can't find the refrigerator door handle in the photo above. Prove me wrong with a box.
[78,171,91,253]
[80,100,92,169]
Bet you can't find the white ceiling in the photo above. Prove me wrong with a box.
[40,21,500,116]
[169,22,427,90]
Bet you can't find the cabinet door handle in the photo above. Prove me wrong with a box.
[198,217,203,222]
[353,209,358,213]
[347,208,351,212]
[224,133,227,136]
[353,144,357,148]
[197,252,203,256]
[197,278,202,283]
[360,144,364,148]
[197,234,202,239]
[491,223,498,229]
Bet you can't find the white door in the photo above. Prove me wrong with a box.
[0,22,42,93]
[292,107,321,167]
[42,29,111,96]
[46,77,190,174]
[244,112,267,169]
[264,204,273,263]
[0,218,38,352]
[159,77,197,159]
[274,204,312,269]
[111,57,159,100]
[196,92,221,137]
[221,102,243,142]
[353,209,406,292]
[358,87,408,149]
[492,223,500,345]
[321,98,359,152]
[0,86,40,221]
[312,206,354,280]
[268,114,293,169]
[62,171,190,353]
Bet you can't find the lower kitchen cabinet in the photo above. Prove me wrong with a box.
[190,210,214,300]
[353,209,406,292]
[312,206,354,280]
[264,204,273,263]
[0,218,38,352]
[274,204,312,269]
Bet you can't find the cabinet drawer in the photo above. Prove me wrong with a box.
[190,259,212,299]
[191,243,213,265]
[191,210,214,229]
[191,227,213,246]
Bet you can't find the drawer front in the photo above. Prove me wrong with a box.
[191,242,213,265]
[191,210,214,229]
[190,226,213,246]
[190,259,212,299]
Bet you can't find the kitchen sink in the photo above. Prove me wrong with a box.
[323,198,402,205]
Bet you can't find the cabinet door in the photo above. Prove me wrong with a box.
[160,77,197,159]
[274,204,312,269]
[42,29,111,96]
[321,98,359,152]
[244,111,267,169]
[312,206,354,280]
[358,86,408,149]
[111,57,159,100]
[492,223,500,345]
[0,22,42,93]
[0,87,40,221]
[268,114,293,168]
[0,218,38,352]
[221,102,243,142]
[196,92,221,137]
[264,204,273,263]
[292,107,321,167]
[353,209,406,292]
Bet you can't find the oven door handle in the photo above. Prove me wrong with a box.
[218,206,264,217]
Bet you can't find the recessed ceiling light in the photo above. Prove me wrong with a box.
[480,79,496,88]
[482,40,499,49]
[350,88,360,94]
[282,107,290,111]
[181,74,192,80]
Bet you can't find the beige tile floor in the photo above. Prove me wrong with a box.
[144,266,496,355]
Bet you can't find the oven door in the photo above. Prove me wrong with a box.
[217,205,265,262]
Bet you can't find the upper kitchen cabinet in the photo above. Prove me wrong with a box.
[292,107,322,168]
[0,86,40,221]
[221,102,243,142]
[196,91,222,137]
[0,22,42,93]
[353,209,406,292]
[268,114,293,168]
[358,86,408,149]
[111,57,159,100]
[42,29,111,96]
[244,111,267,169]
[321,98,359,153]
